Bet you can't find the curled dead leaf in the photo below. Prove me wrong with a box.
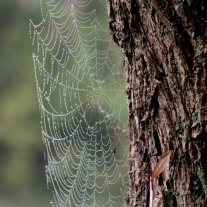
[151,150,172,179]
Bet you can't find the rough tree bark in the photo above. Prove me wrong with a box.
[107,0,207,206]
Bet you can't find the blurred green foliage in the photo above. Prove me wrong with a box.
[0,0,51,206]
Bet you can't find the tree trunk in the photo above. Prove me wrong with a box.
[107,0,207,206]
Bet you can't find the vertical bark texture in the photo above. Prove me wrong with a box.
[107,0,207,206]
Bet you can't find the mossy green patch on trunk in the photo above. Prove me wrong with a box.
[162,190,174,207]
[197,170,207,196]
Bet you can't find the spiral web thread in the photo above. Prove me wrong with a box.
[30,0,129,206]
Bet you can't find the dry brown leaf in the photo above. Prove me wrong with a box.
[151,151,172,179]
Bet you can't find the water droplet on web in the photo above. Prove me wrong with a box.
[45,96,50,102]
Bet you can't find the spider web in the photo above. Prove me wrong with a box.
[30,0,129,206]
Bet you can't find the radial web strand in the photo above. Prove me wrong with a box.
[30,0,129,206]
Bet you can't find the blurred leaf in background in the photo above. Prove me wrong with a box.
[0,0,51,206]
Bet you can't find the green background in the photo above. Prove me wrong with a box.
[0,1,128,206]
[0,0,51,206]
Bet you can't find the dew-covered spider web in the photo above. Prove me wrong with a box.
[30,0,129,206]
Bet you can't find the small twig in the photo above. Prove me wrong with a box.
[149,176,153,207]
